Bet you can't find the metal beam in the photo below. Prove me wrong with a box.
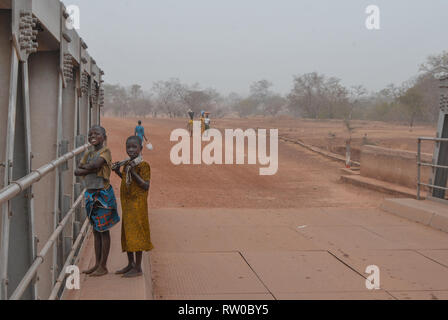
[0,45,19,300]
[52,64,64,287]
[431,77,448,199]
[21,60,37,299]
[1,0,103,300]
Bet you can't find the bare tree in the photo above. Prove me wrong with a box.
[264,95,286,116]
[134,96,154,118]
[287,72,348,119]
[130,84,143,100]
[348,85,367,119]
[152,78,187,118]
[250,80,273,102]
[398,86,424,130]
[419,51,448,75]
[324,77,349,119]
[234,98,258,118]
[183,90,212,115]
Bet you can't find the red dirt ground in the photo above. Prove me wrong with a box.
[101,116,426,209]
[70,117,447,301]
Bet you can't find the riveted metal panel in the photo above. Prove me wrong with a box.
[1,0,102,300]
[65,29,79,63]
[91,60,99,83]
[60,2,79,64]
[8,63,33,300]
[11,0,32,62]
[28,50,59,299]
[80,47,90,76]
[11,0,32,37]
[31,0,60,42]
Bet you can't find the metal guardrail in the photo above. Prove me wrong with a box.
[0,143,90,300]
[0,144,89,205]
[417,137,448,200]
[9,191,86,300]
[49,217,90,300]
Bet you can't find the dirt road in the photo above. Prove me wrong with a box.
[103,117,386,209]
[68,117,448,300]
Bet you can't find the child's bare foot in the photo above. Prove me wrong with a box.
[123,267,143,278]
[115,264,134,275]
[83,265,99,274]
[90,266,108,277]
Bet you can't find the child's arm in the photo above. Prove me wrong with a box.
[74,158,106,176]
[130,168,150,191]
[113,166,123,179]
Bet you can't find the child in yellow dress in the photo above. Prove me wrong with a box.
[112,136,154,278]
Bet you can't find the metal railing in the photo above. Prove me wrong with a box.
[49,217,90,300]
[0,143,90,300]
[0,144,89,204]
[9,191,86,300]
[417,137,448,200]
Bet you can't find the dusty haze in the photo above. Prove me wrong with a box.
[62,0,448,95]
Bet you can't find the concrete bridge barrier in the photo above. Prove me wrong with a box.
[360,145,432,189]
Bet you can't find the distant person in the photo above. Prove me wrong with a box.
[204,113,211,137]
[188,109,195,121]
[187,109,195,136]
[362,133,369,145]
[135,120,148,146]
[112,136,154,278]
[200,111,206,134]
[75,125,120,277]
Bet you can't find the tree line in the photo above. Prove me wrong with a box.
[102,51,448,127]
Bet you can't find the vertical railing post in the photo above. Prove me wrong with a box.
[417,138,421,200]
[52,68,64,286]
[22,60,37,299]
[0,45,19,300]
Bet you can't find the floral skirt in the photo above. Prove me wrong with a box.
[85,186,120,232]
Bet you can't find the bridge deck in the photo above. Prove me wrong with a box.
[67,206,448,300]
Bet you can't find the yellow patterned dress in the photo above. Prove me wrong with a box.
[120,161,154,252]
[200,116,205,134]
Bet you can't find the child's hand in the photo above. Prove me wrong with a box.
[74,168,85,177]
[129,168,149,191]
[112,166,123,179]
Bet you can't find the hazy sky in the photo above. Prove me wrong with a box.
[62,0,448,95]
